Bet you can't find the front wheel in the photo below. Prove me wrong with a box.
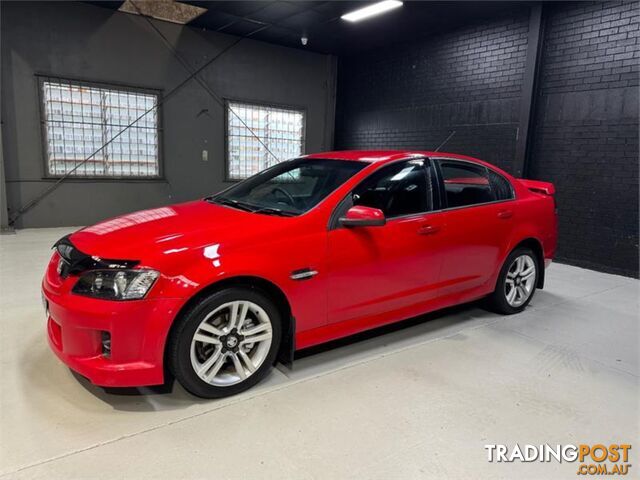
[485,247,538,314]
[167,288,282,398]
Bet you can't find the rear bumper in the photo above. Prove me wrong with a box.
[43,280,183,387]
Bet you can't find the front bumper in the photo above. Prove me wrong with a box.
[43,278,183,387]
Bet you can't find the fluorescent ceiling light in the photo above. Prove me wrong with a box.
[341,1,403,23]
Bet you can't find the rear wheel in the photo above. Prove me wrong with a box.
[168,288,281,398]
[486,247,538,314]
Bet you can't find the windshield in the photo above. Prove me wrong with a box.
[208,158,367,216]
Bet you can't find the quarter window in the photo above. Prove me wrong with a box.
[487,169,514,201]
[440,160,512,208]
[226,101,305,180]
[351,159,433,218]
[41,78,160,177]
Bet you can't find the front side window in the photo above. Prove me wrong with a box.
[212,158,366,216]
[226,101,305,180]
[351,159,433,218]
[41,78,160,177]
[440,161,496,208]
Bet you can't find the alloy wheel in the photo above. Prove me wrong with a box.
[504,254,536,307]
[190,300,273,387]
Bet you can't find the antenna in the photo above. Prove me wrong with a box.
[434,130,456,152]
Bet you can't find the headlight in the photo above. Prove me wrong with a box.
[72,270,159,300]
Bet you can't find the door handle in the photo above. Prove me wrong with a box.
[417,224,441,235]
[497,209,513,219]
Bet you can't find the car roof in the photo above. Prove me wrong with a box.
[304,150,482,163]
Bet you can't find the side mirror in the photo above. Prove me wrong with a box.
[339,205,386,228]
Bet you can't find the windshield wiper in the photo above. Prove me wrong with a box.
[208,196,254,212]
[251,206,298,217]
[208,196,297,216]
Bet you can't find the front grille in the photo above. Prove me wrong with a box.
[57,257,71,278]
[56,242,75,262]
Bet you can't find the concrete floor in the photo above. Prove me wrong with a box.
[0,227,638,480]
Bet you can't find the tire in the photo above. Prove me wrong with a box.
[485,247,539,315]
[167,287,282,399]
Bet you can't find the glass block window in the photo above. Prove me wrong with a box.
[41,79,160,177]
[227,101,305,180]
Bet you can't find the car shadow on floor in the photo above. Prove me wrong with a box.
[294,302,482,360]
[66,299,496,411]
[70,370,214,410]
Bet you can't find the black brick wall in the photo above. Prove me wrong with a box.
[335,1,640,277]
[530,1,639,277]
[335,7,530,173]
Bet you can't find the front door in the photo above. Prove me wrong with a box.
[327,158,445,328]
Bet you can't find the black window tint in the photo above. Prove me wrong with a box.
[487,169,514,201]
[440,161,496,208]
[352,159,432,217]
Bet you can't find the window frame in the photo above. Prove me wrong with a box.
[36,74,164,181]
[329,157,439,230]
[434,157,515,211]
[223,98,307,182]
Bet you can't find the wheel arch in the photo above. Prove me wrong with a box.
[164,275,295,379]
[510,237,545,289]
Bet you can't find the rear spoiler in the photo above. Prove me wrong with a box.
[518,179,555,196]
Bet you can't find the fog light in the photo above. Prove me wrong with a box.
[101,331,111,358]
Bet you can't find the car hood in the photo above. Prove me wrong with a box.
[69,200,290,264]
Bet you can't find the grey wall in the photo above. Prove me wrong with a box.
[1,1,336,228]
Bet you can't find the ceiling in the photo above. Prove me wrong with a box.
[94,1,528,55]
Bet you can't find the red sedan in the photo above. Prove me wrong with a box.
[42,151,557,398]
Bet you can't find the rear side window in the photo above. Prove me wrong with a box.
[352,159,434,218]
[487,169,514,201]
[439,161,494,208]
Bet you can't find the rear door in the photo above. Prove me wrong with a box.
[434,158,516,297]
[326,158,445,325]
